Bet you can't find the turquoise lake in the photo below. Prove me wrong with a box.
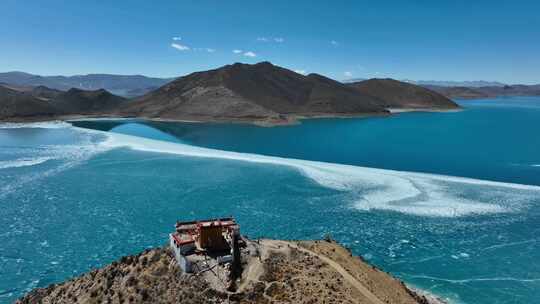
[1,96,540,303]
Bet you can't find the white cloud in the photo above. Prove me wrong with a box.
[344,71,353,77]
[171,43,190,51]
[194,47,215,53]
[170,38,214,53]
[294,69,307,75]
[331,40,339,46]
[232,49,243,54]
[243,51,257,57]
[257,37,284,43]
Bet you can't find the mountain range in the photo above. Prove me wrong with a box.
[404,80,507,87]
[424,84,540,99]
[1,62,460,123]
[0,72,173,97]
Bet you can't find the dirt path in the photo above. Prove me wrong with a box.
[274,240,386,304]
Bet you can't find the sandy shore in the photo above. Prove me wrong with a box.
[387,107,463,114]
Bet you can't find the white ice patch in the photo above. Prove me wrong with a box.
[91,129,540,217]
[0,121,72,129]
[451,253,470,259]
[0,128,112,199]
[400,273,540,284]
[0,157,52,169]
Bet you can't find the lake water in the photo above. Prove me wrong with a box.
[1,96,540,303]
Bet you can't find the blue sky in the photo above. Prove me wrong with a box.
[1,0,539,83]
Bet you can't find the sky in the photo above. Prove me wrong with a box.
[1,0,539,84]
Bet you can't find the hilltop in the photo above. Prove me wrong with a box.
[52,88,127,115]
[17,239,444,304]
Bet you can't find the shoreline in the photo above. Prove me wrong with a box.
[443,94,540,100]
[0,106,460,127]
[406,286,449,304]
[387,107,463,114]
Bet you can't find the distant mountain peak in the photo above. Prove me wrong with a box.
[4,71,34,76]
[254,61,274,66]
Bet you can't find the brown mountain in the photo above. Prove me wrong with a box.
[0,85,59,120]
[0,85,127,120]
[52,88,127,115]
[348,78,459,109]
[121,62,388,123]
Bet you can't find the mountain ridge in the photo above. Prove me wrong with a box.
[1,62,463,123]
[404,80,507,87]
[424,84,540,99]
[0,71,174,97]
[0,84,127,120]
